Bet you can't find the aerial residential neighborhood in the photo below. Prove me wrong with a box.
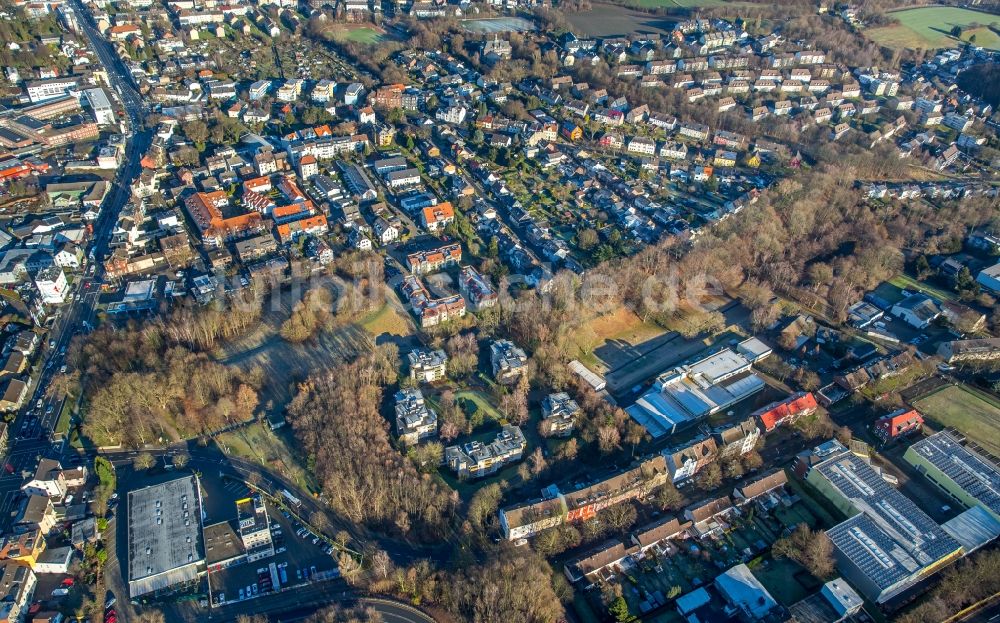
[0,0,995,620]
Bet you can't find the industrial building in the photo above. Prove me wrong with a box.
[904,430,1000,521]
[627,339,771,438]
[806,449,962,603]
[127,476,205,597]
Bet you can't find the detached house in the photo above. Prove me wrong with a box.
[872,408,923,444]
[421,202,455,232]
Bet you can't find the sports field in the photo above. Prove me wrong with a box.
[912,384,1000,455]
[330,25,383,44]
[866,7,1000,51]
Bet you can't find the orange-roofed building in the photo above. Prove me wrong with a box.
[242,175,272,194]
[276,214,328,243]
[421,202,455,232]
[272,201,315,223]
[243,189,275,214]
[754,392,818,432]
[0,161,32,182]
[407,242,462,275]
[185,191,265,246]
[872,408,923,443]
[108,24,141,40]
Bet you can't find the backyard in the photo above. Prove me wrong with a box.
[609,498,823,616]
[912,384,1000,456]
[866,7,1000,51]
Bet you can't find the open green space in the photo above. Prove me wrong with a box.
[866,7,1000,51]
[628,0,727,6]
[216,422,317,492]
[453,390,503,423]
[359,302,413,337]
[753,557,818,606]
[54,400,73,437]
[331,26,383,44]
[912,384,1000,456]
[888,273,957,303]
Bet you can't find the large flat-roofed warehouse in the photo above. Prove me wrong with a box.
[904,430,1000,521]
[127,475,205,597]
[626,339,771,438]
[806,449,962,603]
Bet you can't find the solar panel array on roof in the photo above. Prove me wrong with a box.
[909,431,1000,517]
[816,452,962,602]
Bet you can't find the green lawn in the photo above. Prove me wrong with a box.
[629,0,728,6]
[913,385,1000,456]
[358,302,413,337]
[453,390,502,423]
[888,274,957,303]
[866,7,1000,51]
[753,558,818,606]
[53,401,73,437]
[332,26,383,44]
[216,423,316,492]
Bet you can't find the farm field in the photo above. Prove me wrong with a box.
[628,0,727,6]
[912,384,1000,456]
[866,7,1000,51]
[461,17,536,33]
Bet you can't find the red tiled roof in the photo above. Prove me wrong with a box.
[873,409,923,439]
[755,392,818,432]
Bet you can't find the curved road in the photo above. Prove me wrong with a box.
[95,443,450,567]
[211,595,436,623]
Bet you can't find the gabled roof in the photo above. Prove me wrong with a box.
[754,392,817,431]
[631,516,691,548]
[734,469,788,500]
[685,495,733,523]
[873,409,923,438]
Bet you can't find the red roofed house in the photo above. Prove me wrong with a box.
[243,176,272,194]
[421,202,455,232]
[276,214,328,243]
[754,392,818,433]
[872,408,923,444]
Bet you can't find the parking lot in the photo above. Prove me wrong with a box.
[204,475,339,607]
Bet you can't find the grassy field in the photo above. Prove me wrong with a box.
[216,422,316,492]
[889,273,957,302]
[573,307,671,372]
[566,3,678,37]
[330,25,384,44]
[359,302,413,337]
[866,7,1000,51]
[629,0,727,6]
[913,385,1000,455]
[453,390,502,423]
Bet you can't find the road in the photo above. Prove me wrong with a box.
[0,0,153,531]
[91,443,442,622]
[206,586,435,623]
[94,443,448,566]
[960,598,1000,623]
